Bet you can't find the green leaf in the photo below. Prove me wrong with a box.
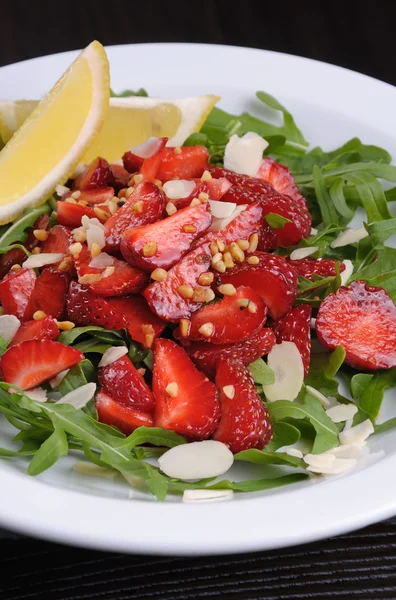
[365,218,396,249]
[312,165,339,227]
[118,427,186,451]
[58,325,125,346]
[350,247,396,301]
[235,449,305,468]
[0,446,38,457]
[0,203,51,248]
[0,243,31,258]
[374,418,396,434]
[206,473,308,492]
[351,369,396,422]
[267,395,339,454]
[305,346,346,399]
[57,359,95,395]
[248,358,275,385]
[264,213,292,229]
[329,178,354,220]
[74,340,111,354]
[110,88,148,97]
[0,336,8,358]
[27,424,68,476]
[256,91,308,147]
[345,172,391,222]
[264,422,301,451]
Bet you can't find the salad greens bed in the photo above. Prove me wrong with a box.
[0,89,395,501]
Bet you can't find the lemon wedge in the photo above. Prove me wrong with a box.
[0,40,109,224]
[0,94,220,164]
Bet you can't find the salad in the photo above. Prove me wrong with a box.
[0,84,395,503]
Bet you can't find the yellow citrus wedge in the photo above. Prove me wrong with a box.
[0,94,220,165]
[0,40,110,224]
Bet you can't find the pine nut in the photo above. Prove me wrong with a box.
[56,320,75,331]
[78,273,102,284]
[71,191,81,200]
[223,385,235,399]
[58,257,73,272]
[237,239,249,251]
[151,268,167,282]
[248,255,259,265]
[179,319,191,337]
[166,202,177,216]
[31,248,41,255]
[218,284,236,296]
[33,311,46,320]
[205,289,215,302]
[223,252,235,269]
[198,192,209,203]
[33,229,48,242]
[216,239,225,252]
[198,272,214,286]
[143,242,157,257]
[73,228,87,243]
[230,242,245,263]
[198,322,214,337]
[213,260,226,273]
[237,298,250,308]
[248,301,258,314]
[183,224,197,233]
[166,382,179,397]
[177,285,194,299]
[133,174,144,185]
[210,241,219,256]
[248,233,259,252]
[69,242,83,257]
[211,252,223,265]
[93,207,110,221]
[192,287,207,302]
[201,170,212,182]
[190,198,201,207]
[102,266,115,278]
[10,264,21,271]
[90,243,101,258]
[173,146,182,155]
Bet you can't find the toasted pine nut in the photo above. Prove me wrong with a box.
[198,192,209,203]
[190,198,201,207]
[65,197,77,204]
[216,239,225,252]
[198,322,214,337]
[223,385,235,399]
[237,239,249,251]
[211,252,223,265]
[210,241,219,256]
[93,207,110,222]
[166,202,177,216]
[201,170,212,182]
[118,188,127,199]
[192,287,207,302]
[33,229,48,242]
[58,257,73,272]
[177,285,194,299]
[133,174,143,185]
[90,243,101,258]
[56,320,75,331]
[10,264,21,271]
[213,260,226,273]
[166,382,179,397]
[69,242,82,257]
[248,233,259,252]
[143,242,157,257]
[33,310,46,320]
[173,146,182,155]
[179,319,191,337]
[71,191,81,200]
[151,268,167,282]
[205,289,215,302]
[230,242,245,263]
[73,228,87,243]
[223,252,235,269]
[32,248,41,255]
[102,266,115,278]
[198,272,214,286]
[237,298,250,308]
[78,273,102,285]
[218,284,236,296]
[183,224,197,233]
[248,301,258,314]
[247,255,259,265]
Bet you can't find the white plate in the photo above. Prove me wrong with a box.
[0,43,396,556]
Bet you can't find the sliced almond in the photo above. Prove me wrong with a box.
[158,440,234,480]
[263,341,304,402]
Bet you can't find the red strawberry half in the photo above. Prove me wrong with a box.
[0,340,84,390]
[214,359,272,453]
[156,146,209,182]
[73,157,115,190]
[256,157,306,208]
[316,280,396,371]
[10,316,59,346]
[56,202,105,228]
[271,304,312,377]
[110,164,130,191]
[25,267,70,320]
[98,355,154,413]
[219,252,298,320]
[0,268,36,320]
[184,328,276,378]
[289,257,346,282]
[152,338,220,439]
[40,224,73,256]
[96,391,154,435]
[108,296,166,348]
[121,203,211,272]
[67,282,129,330]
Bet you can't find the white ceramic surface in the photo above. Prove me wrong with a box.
[0,43,396,556]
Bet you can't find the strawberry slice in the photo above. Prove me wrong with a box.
[73,157,115,190]
[184,328,276,378]
[140,137,168,181]
[181,286,267,344]
[156,146,209,182]
[110,164,130,191]
[214,359,272,453]
[25,267,70,320]
[40,224,73,255]
[0,214,50,278]
[122,151,144,173]
[74,246,147,296]
[96,391,154,434]
[69,187,115,205]
[10,316,59,346]
[121,203,211,272]
[104,182,166,252]
[57,202,106,228]
[0,268,36,320]
[289,257,346,282]
[270,305,312,377]
[108,296,166,348]
[168,177,232,210]
[316,280,396,370]
[98,355,154,413]
[67,282,129,330]
[152,338,220,439]
[256,157,306,208]
[0,340,84,390]
[219,252,298,320]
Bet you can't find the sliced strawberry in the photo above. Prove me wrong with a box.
[73,157,115,190]
[96,391,154,435]
[271,305,312,377]
[0,268,36,320]
[108,296,166,348]
[121,203,211,272]
[316,280,396,370]
[209,166,311,246]
[10,316,59,346]
[25,267,70,320]
[153,338,220,439]
[180,286,267,344]
[0,214,50,278]
[0,340,83,390]
[40,224,73,255]
[104,182,166,252]
[219,252,298,320]
[66,282,129,330]
[184,328,276,378]
[169,177,232,210]
[110,164,130,191]
[256,157,306,208]
[57,202,104,228]
[122,151,144,173]
[139,137,168,181]
[156,146,209,182]
[74,246,147,296]
[289,257,346,282]
[98,355,154,413]
[72,187,115,205]
[214,359,272,453]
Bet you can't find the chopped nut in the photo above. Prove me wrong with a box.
[56,320,75,331]
[237,298,250,309]
[132,200,144,215]
[58,257,73,272]
[107,200,118,215]
[33,229,48,242]
[142,242,157,257]
[118,188,127,199]
[71,191,81,200]
[65,197,77,204]
[166,202,177,216]
[183,224,197,233]
[247,255,259,265]
[218,284,236,296]
[78,273,102,285]
[190,198,201,207]
[211,252,223,265]
[198,272,214,286]
[177,285,194,299]
[142,324,154,336]
[145,333,155,348]
[212,260,226,273]
[133,174,144,185]
[102,266,115,278]
[198,191,209,203]
[237,239,249,251]
[90,243,101,258]
[201,170,212,182]
[31,247,41,255]
[33,310,46,321]
[205,289,215,302]
[151,268,167,282]
[230,242,245,263]
[198,322,214,337]
[248,233,259,253]
[69,242,83,257]
[173,146,182,155]
[179,318,191,337]
[248,301,258,314]
[94,207,110,222]
[10,264,21,271]
[153,179,163,189]
[78,199,88,207]
[223,385,235,399]
[166,382,179,397]
[223,252,235,269]
[192,287,207,302]
[73,228,87,243]
[216,239,225,252]
[210,241,219,256]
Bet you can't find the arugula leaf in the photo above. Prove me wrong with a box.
[0,203,51,248]
[206,473,308,492]
[57,360,95,395]
[264,422,301,451]
[351,369,396,422]
[350,247,396,301]
[264,213,292,229]
[345,172,391,222]
[0,336,8,358]
[58,326,125,346]
[374,418,396,434]
[365,218,396,249]
[27,424,68,476]
[312,165,340,227]
[235,449,305,468]
[118,427,186,451]
[304,346,346,399]
[248,358,275,385]
[0,243,31,257]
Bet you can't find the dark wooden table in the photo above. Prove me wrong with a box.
[1,1,396,598]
